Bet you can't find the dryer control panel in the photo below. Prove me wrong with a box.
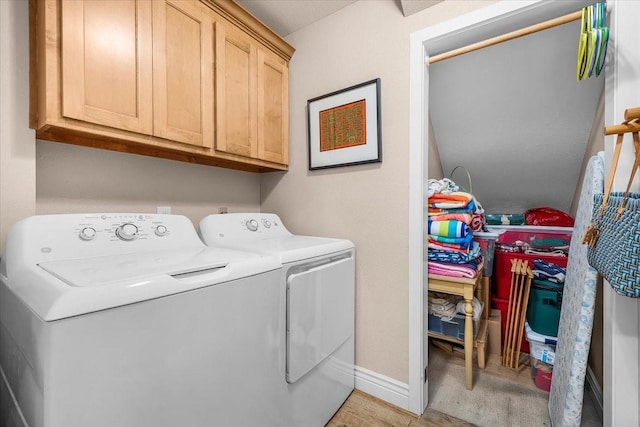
[200,213,292,242]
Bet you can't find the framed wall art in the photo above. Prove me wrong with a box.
[307,78,381,170]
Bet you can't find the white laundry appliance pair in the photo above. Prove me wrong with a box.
[0,212,354,427]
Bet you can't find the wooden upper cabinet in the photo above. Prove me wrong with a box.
[31,0,294,172]
[214,18,289,165]
[215,22,258,158]
[153,0,213,148]
[257,50,289,165]
[61,0,153,134]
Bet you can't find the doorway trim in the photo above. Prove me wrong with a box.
[408,0,593,414]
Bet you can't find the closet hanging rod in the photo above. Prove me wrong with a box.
[428,9,583,64]
[604,107,640,135]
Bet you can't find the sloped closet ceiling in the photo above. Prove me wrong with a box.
[429,18,603,215]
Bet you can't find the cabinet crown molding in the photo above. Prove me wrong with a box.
[201,0,295,61]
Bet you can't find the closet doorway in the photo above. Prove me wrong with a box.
[408,0,601,415]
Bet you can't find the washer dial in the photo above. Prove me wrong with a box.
[116,223,139,241]
[246,219,259,232]
[79,227,97,241]
[155,225,168,237]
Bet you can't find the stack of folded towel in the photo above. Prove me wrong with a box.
[427,179,483,279]
[428,291,483,320]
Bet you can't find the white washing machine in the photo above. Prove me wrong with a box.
[0,213,287,427]
[199,213,355,427]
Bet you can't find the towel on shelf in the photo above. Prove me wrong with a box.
[428,233,473,249]
[428,260,479,278]
[428,293,458,320]
[427,178,460,197]
[427,242,481,264]
[427,213,473,224]
[428,220,470,238]
[427,241,472,254]
[428,292,483,318]
[428,192,474,210]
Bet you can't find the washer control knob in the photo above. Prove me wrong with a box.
[79,227,97,241]
[262,219,271,228]
[116,223,138,241]
[155,225,168,237]
[246,219,259,232]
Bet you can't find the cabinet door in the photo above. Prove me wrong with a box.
[61,0,153,134]
[214,21,258,158]
[152,0,213,148]
[257,50,289,165]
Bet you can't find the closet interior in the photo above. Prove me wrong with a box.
[424,0,604,423]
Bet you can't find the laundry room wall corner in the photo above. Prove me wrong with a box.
[0,0,36,254]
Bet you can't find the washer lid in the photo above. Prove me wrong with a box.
[7,247,280,321]
[218,235,354,264]
[38,248,226,287]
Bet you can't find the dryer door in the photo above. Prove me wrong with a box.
[286,256,354,383]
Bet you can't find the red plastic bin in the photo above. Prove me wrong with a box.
[493,227,572,300]
[492,296,529,354]
[494,252,568,300]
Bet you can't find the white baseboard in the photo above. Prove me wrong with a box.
[354,365,409,410]
[585,365,603,420]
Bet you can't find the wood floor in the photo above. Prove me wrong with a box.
[326,343,550,427]
[326,389,473,427]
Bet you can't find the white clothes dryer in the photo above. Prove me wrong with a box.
[0,213,286,427]
[199,213,355,427]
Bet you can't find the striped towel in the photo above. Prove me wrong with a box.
[428,220,469,238]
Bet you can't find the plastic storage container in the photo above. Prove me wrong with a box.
[490,226,572,300]
[531,357,553,392]
[527,279,563,336]
[526,322,557,392]
[428,302,484,341]
[474,231,498,277]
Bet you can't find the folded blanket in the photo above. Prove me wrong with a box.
[532,259,566,283]
[427,213,472,224]
[427,242,480,263]
[429,292,483,318]
[428,220,469,238]
[428,198,477,215]
[428,191,474,209]
[428,233,473,249]
[428,262,478,278]
[427,241,471,254]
